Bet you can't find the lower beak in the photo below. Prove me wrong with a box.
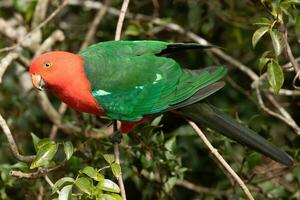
[31,74,46,91]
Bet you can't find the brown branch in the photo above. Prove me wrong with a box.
[283,27,300,88]
[188,121,255,200]
[80,2,109,50]
[113,1,130,199]
[49,103,68,140]
[175,179,228,197]
[31,0,50,29]
[0,52,19,83]
[34,30,65,57]
[114,0,130,41]
[0,113,35,163]
[37,92,81,135]
[0,0,69,53]
[10,164,63,179]
[253,82,300,135]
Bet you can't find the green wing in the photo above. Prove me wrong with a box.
[79,40,227,121]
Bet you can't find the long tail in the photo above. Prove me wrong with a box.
[178,102,293,166]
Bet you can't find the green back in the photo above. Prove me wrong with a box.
[79,40,226,121]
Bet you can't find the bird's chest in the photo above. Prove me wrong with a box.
[48,82,103,115]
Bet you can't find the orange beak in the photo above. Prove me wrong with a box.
[31,74,46,91]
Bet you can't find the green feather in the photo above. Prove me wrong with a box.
[79,41,227,121]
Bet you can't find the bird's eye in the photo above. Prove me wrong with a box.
[43,62,52,68]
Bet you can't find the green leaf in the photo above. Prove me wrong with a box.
[124,24,141,36]
[30,141,58,169]
[11,162,28,170]
[111,163,121,178]
[52,177,75,194]
[36,139,53,151]
[151,115,163,126]
[164,136,176,152]
[63,141,74,160]
[258,57,271,73]
[252,26,269,47]
[270,29,283,56]
[97,179,120,193]
[82,166,104,182]
[164,177,177,193]
[58,185,72,200]
[252,17,272,26]
[286,0,300,4]
[103,154,115,165]
[267,60,284,94]
[30,132,40,151]
[110,194,122,200]
[99,194,118,200]
[75,177,93,195]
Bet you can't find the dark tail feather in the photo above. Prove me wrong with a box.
[156,43,217,56]
[178,103,293,166]
[163,81,225,112]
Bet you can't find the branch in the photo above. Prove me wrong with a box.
[0,0,69,53]
[188,120,255,200]
[34,30,65,57]
[113,1,130,199]
[253,79,300,135]
[37,92,81,135]
[0,52,19,83]
[80,2,109,50]
[31,0,50,29]
[10,164,63,179]
[175,179,228,197]
[0,113,35,163]
[283,27,300,88]
[114,0,130,41]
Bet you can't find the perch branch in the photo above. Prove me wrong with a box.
[114,0,130,41]
[188,120,254,200]
[113,0,130,199]
[0,113,35,163]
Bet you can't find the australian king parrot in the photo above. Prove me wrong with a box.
[29,40,293,166]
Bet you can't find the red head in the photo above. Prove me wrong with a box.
[29,51,82,91]
[29,51,102,114]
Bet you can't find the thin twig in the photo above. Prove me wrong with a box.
[253,81,300,135]
[10,164,63,179]
[31,0,50,29]
[0,0,69,53]
[113,121,127,200]
[283,27,300,88]
[80,1,109,50]
[112,0,130,199]
[49,103,68,140]
[114,0,130,41]
[0,113,35,163]
[34,30,65,57]
[0,52,19,83]
[44,174,54,187]
[175,179,228,197]
[188,120,255,200]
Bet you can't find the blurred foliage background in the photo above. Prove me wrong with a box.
[0,0,300,199]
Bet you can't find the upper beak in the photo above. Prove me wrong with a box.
[31,74,46,91]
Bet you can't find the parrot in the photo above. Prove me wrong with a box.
[29,40,293,166]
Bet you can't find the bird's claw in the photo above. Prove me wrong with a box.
[109,131,123,143]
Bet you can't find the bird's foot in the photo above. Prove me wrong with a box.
[109,131,123,143]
